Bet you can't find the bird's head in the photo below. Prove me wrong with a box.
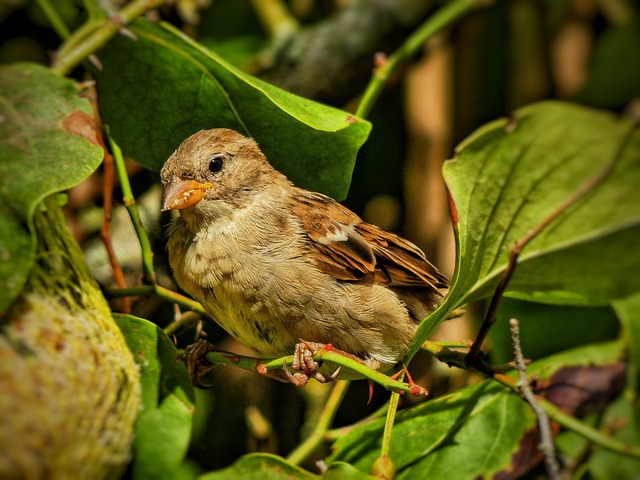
[160,128,280,223]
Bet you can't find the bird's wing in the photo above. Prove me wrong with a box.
[290,192,447,292]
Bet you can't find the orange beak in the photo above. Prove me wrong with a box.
[162,177,213,211]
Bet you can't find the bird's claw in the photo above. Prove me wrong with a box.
[183,338,216,388]
[282,341,342,387]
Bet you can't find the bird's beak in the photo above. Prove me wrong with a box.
[162,177,214,211]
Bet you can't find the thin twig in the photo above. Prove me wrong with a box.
[107,131,156,284]
[375,374,408,478]
[163,311,202,337]
[100,146,132,313]
[105,284,206,314]
[286,381,350,465]
[510,318,561,479]
[355,0,480,119]
[381,388,402,458]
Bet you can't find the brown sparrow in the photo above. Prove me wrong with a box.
[161,129,448,385]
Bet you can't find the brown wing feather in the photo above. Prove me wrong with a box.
[290,192,375,281]
[290,192,447,294]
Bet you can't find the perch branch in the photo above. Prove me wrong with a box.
[199,349,427,398]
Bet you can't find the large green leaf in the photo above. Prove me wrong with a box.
[0,62,103,315]
[114,314,195,480]
[327,340,625,479]
[410,101,640,355]
[94,19,371,200]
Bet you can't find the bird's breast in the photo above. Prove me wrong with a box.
[166,213,311,356]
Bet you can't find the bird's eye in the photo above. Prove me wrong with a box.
[208,154,226,174]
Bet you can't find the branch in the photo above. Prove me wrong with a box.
[356,0,480,118]
[510,318,561,479]
[51,0,165,76]
[200,349,427,398]
[105,284,206,315]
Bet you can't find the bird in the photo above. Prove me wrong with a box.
[160,128,448,386]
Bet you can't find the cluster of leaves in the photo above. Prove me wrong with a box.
[1,0,640,479]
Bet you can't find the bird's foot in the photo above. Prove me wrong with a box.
[282,340,341,387]
[183,338,216,388]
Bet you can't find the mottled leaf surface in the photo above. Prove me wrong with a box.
[0,63,103,314]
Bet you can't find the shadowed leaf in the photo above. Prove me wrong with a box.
[94,20,371,200]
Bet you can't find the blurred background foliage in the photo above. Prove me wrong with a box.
[1,0,639,475]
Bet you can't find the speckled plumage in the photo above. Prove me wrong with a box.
[161,129,448,375]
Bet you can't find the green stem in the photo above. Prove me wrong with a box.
[107,131,156,284]
[422,341,640,459]
[355,0,481,119]
[35,0,71,40]
[381,389,401,458]
[105,284,206,314]
[540,398,640,458]
[286,381,350,465]
[57,19,104,59]
[52,0,165,76]
[203,349,426,397]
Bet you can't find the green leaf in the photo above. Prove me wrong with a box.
[114,314,195,480]
[198,453,318,480]
[449,101,639,306]
[410,101,640,356]
[488,298,619,365]
[328,341,624,479]
[95,19,371,200]
[0,62,103,315]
